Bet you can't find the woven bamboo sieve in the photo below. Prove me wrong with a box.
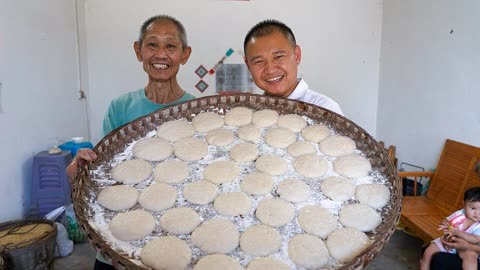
[0,219,57,270]
[71,93,402,270]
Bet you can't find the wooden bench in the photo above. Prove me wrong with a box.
[399,139,480,243]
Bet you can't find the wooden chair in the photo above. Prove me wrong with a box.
[399,139,480,243]
[379,141,397,168]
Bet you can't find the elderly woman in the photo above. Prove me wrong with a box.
[66,15,195,270]
[102,15,194,135]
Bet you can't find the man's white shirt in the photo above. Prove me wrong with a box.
[287,79,343,116]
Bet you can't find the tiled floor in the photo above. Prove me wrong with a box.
[54,229,424,270]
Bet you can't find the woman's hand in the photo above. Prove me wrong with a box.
[441,235,474,251]
[450,228,461,237]
[66,148,97,183]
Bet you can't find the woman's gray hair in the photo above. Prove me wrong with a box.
[138,15,188,49]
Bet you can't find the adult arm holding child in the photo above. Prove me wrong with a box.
[430,187,480,270]
[448,227,480,245]
[424,187,480,270]
[428,235,480,270]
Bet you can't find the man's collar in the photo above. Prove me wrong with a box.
[287,78,308,99]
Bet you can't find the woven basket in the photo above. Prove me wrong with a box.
[72,93,402,270]
[0,219,57,270]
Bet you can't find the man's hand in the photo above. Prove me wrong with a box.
[66,148,97,183]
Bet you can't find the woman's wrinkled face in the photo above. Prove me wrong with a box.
[134,21,191,82]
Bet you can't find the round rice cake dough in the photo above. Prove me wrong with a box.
[326,228,371,263]
[191,219,239,254]
[240,224,281,256]
[301,124,331,143]
[288,234,330,269]
[224,107,253,127]
[203,160,240,185]
[98,185,139,211]
[320,176,355,202]
[193,254,244,270]
[159,207,201,234]
[255,155,288,176]
[293,154,328,178]
[132,137,173,161]
[355,183,391,209]
[153,159,189,184]
[156,120,195,142]
[255,198,295,227]
[319,135,356,157]
[183,180,219,205]
[240,172,274,195]
[141,236,192,270]
[192,112,224,133]
[109,210,155,241]
[229,142,258,162]
[214,192,252,216]
[252,109,279,127]
[334,154,372,178]
[111,159,152,184]
[339,203,382,232]
[237,124,262,142]
[277,114,307,133]
[173,137,208,161]
[247,257,290,270]
[287,141,316,157]
[138,183,177,211]
[264,128,296,149]
[276,178,311,203]
[298,205,338,238]
[205,128,235,146]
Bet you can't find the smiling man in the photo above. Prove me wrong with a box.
[243,20,343,115]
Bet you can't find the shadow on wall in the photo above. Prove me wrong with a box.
[22,154,34,218]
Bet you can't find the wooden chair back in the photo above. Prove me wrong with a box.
[426,139,480,213]
[379,141,397,168]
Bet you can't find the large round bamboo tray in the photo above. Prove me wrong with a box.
[72,93,401,270]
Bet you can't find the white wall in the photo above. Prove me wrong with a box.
[8,0,475,221]
[0,0,88,222]
[81,0,383,142]
[377,0,480,169]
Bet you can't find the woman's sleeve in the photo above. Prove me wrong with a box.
[102,101,116,138]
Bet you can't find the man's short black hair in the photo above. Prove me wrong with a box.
[464,187,480,202]
[243,19,296,54]
[138,15,188,49]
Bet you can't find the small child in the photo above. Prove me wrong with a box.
[420,187,480,270]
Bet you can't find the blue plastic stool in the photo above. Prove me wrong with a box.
[30,150,72,217]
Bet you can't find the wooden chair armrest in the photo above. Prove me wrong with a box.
[397,171,434,178]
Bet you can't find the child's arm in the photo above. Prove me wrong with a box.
[450,228,480,244]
